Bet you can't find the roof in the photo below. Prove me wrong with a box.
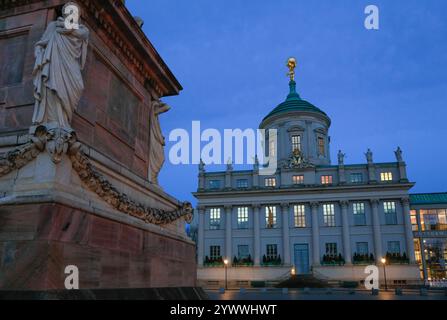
[410,193,447,205]
[263,80,328,122]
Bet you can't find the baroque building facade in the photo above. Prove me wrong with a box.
[194,67,421,286]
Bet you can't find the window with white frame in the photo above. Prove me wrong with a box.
[236,179,248,188]
[265,206,277,228]
[266,244,278,260]
[384,201,397,225]
[237,207,249,229]
[321,175,333,185]
[380,172,393,182]
[353,202,366,226]
[291,135,301,152]
[323,204,336,227]
[210,245,221,260]
[293,175,304,185]
[209,208,221,230]
[387,241,401,255]
[350,173,363,183]
[265,178,276,187]
[294,205,306,228]
[325,243,337,256]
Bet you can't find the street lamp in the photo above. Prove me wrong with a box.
[291,267,296,277]
[223,259,229,290]
[381,258,388,291]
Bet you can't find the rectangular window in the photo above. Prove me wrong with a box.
[356,242,369,255]
[293,175,304,185]
[291,135,301,152]
[321,175,333,185]
[236,179,248,189]
[323,204,336,227]
[350,173,363,184]
[353,202,366,226]
[265,206,277,228]
[420,209,447,231]
[410,210,419,231]
[325,243,337,256]
[294,205,306,228]
[387,241,401,255]
[209,208,221,230]
[237,207,249,229]
[238,245,249,260]
[210,245,221,260]
[384,201,397,225]
[380,172,393,182]
[266,244,278,260]
[265,178,276,187]
[209,180,221,190]
[318,137,325,156]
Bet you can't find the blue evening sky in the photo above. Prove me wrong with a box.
[127,0,447,205]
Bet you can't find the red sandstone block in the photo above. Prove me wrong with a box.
[118,225,143,254]
[88,216,120,250]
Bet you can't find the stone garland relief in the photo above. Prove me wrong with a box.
[0,4,193,225]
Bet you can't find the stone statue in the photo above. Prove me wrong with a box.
[32,3,89,130]
[253,155,259,171]
[149,99,170,184]
[365,149,373,163]
[338,150,345,166]
[199,158,205,174]
[226,158,233,172]
[395,147,403,162]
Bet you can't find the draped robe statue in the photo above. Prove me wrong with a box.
[149,100,170,184]
[32,13,89,130]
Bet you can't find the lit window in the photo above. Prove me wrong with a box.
[209,208,221,230]
[384,201,397,225]
[265,206,277,228]
[266,244,278,260]
[420,209,447,231]
[353,202,366,226]
[323,204,336,227]
[350,173,363,184]
[318,137,325,156]
[293,175,304,185]
[236,179,248,189]
[387,241,401,255]
[325,243,337,256]
[294,205,306,228]
[321,175,333,185]
[356,242,369,255]
[209,180,221,190]
[237,207,249,229]
[238,245,249,260]
[292,135,301,152]
[210,246,221,260]
[265,178,276,187]
[380,172,393,182]
[410,210,418,231]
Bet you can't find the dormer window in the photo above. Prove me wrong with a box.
[318,137,325,156]
[292,135,301,152]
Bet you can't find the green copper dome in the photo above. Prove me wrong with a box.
[263,80,327,121]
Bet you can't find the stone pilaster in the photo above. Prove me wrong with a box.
[370,199,383,262]
[253,204,261,266]
[340,200,352,265]
[197,206,206,267]
[401,197,416,263]
[311,202,320,266]
[225,205,233,265]
[281,202,291,265]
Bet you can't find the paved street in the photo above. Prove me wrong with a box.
[206,288,447,300]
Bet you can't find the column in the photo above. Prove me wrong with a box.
[311,202,320,266]
[197,206,206,267]
[340,201,352,265]
[253,204,261,266]
[225,205,233,265]
[371,199,383,263]
[416,210,428,280]
[281,203,291,265]
[401,197,416,263]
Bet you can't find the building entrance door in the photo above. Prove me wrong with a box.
[294,244,310,274]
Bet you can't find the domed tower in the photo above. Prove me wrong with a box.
[260,58,331,168]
